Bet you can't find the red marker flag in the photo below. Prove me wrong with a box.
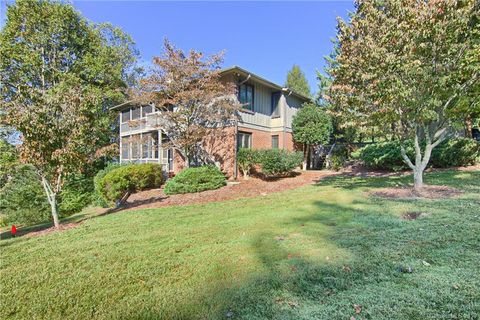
[11,225,17,237]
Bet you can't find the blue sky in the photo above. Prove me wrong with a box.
[1,1,354,94]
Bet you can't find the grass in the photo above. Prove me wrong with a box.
[1,169,479,319]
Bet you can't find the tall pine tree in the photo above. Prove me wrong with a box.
[285,65,311,97]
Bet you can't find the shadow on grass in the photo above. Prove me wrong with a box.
[204,192,478,319]
[314,168,480,192]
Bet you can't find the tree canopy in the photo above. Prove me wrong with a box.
[292,103,332,169]
[328,0,479,190]
[0,0,138,227]
[285,65,311,98]
[134,39,240,167]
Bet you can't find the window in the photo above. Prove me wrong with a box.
[131,107,141,120]
[121,109,130,123]
[150,131,159,159]
[271,135,279,149]
[237,132,252,149]
[121,138,130,160]
[131,135,140,159]
[142,134,149,159]
[142,105,153,117]
[238,84,254,111]
[271,92,281,118]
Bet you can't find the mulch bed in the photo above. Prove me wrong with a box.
[124,170,341,211]
[370,185,463,200]
[25,223,80,238]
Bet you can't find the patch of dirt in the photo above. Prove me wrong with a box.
[402,211,426,220]
[371,185,463,199]
[25,223,80,237]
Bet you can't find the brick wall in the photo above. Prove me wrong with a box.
[172,126,237,179]
[239,127,298,152]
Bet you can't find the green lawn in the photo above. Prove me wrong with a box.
[1,170,479,319]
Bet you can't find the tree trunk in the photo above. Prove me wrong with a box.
[400,127,444,193]
[465,116,473,138]
[413,167,424,191]
[41,177,60,229]
[302,144,308,171]
[49,195,60,229]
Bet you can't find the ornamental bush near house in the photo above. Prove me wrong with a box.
[257,149,303,176]
[93,163,125,207]
[97,163,163,206]
[164,165,226,195]
[237,148,259,179]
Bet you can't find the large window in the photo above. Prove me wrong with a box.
[121,105,154,124]
[131,107,141,120]
[121,109,130,123]
[121,132,159,161]
[142,105,153,117]
[271,92,281,118]
[121,139,129,159]
[237,132,252,149]
[238,84,254,111]
[271,135,279,149]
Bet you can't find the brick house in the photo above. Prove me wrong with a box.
[112,66,310,179]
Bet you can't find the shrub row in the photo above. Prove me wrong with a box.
[96,163,163,206]
[237,148,303,178]
[164,165,226,195]
[353,138,479,171]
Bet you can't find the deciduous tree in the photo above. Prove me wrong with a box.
[0,0,137,228]
[329,0,479,190]
[134,40,241,167]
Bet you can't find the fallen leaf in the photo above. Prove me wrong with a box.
[422,260,431,266]
[354,304,362,314]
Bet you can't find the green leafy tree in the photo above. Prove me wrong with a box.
[0,0,137,228]
[292,103,332,170]
[0,138,18,188]
[329,0,479,191]
[285,65,311,98]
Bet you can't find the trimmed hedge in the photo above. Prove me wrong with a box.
[164,165,226,195]
[355,138,479,171]
[97,163,163,206]
[258,149,303,176]
[93,163,125,207]
[236,148,302,177]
